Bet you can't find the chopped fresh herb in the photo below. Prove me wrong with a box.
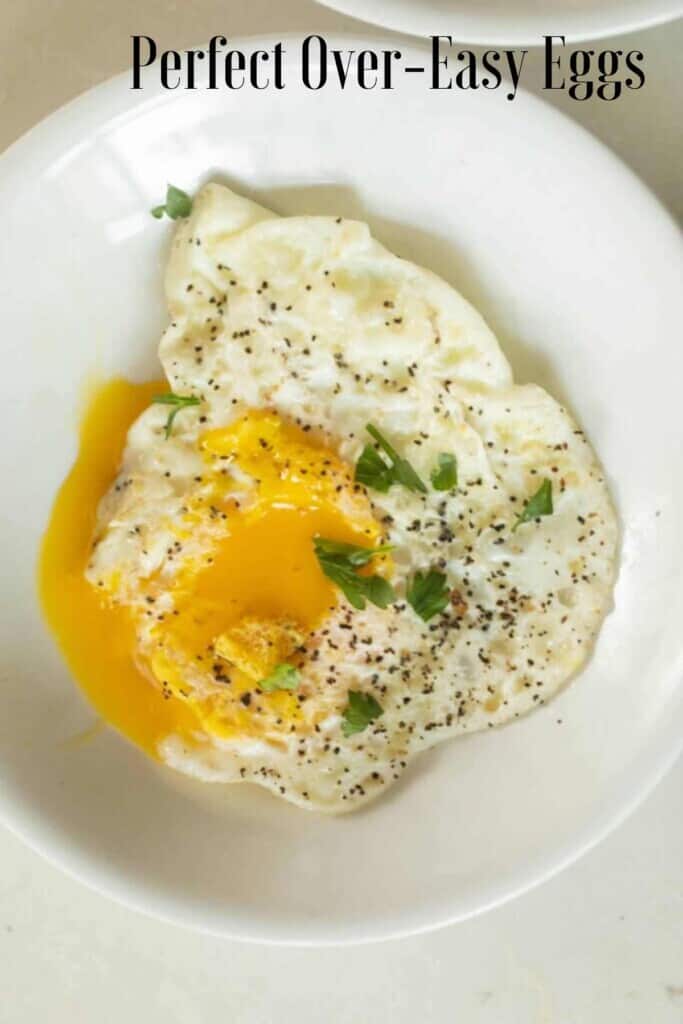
[354,443,394,492]
[258,663,300,693]
[407,569,450,622]
[152,393,200,438]
[150,184,193,220]
[318,559,368,610]
[355,424,427,494]
[342,690,384,736]
[314,537,395,611]
[360,574,396,609]
[431,452,458,491]
[312,538,393,565]
[513,478,553,532]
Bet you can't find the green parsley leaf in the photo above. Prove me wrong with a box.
[355,443,394,492]
[354,424,427,494]
[152,393,201,439]
[512,478,553,532]
[360,574,396,610]
[313,537,396,611]
[312,538,393,566]
[318,558,367,610]
[407,569,450,622]
[431,452,458,491]
[342,690,384,736]
[258,663,300,693]
[150,184,193,221]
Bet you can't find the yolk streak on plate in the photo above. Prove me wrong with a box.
[38,378,199,757]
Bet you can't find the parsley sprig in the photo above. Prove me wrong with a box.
[431,453,458,491]
[513,479,553,532]
[152,393,201,439]
[342,690,384,736]
[314,537,395,611]
[355,424,427,494]
[151,184,193,220]
[407,569,451,622]
[258,664,300,693]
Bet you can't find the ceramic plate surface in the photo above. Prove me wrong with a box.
[316,0,683,45]
[0,35,681,944]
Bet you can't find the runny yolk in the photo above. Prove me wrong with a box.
[39,382,385,757]
[38,378,200,756]
[142,409,385,742]
[160,410,379,666]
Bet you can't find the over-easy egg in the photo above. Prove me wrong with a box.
[41,185,618,812]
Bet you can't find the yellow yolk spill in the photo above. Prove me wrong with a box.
[148,410,384,740]
[39,386,386,756]
[38,379,200,756]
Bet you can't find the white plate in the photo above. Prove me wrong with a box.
[0,35,681,945]
[316,0,683,46]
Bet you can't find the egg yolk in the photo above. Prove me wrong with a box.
[39,381,384,758]
[145,410,383,741]
[38,379,198,755]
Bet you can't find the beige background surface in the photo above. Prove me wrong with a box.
[0,3,681,1022]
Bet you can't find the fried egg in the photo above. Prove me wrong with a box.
[41,184,618,812]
